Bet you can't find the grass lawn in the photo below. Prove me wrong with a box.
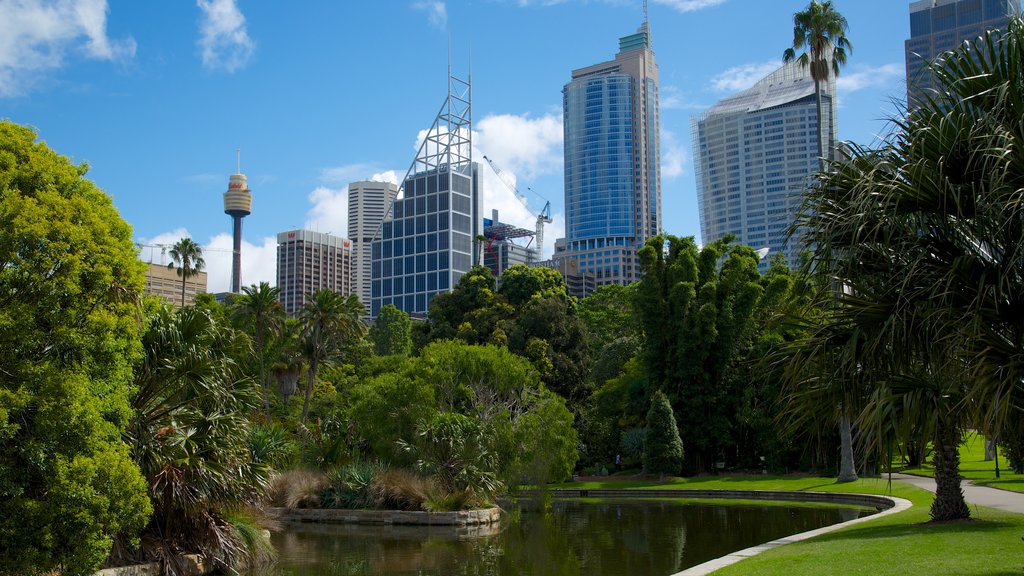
[901,432,1024,493]
[552,475,1024,576]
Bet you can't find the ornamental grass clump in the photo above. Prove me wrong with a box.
[265,469,327,509]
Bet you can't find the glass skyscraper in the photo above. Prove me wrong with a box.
[906,0,1018,102]
[559,23,660,286]
[693,60,834,269]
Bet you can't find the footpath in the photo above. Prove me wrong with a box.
[891,472,1024,514]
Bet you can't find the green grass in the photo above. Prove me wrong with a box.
[552,475,1024,576]
[901,432,1024,493]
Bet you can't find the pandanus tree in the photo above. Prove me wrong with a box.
[793,19,1024,520]
[783,0,851,166]
[232,282,285,415]
[298,289,366,422]
[168,237,205,307]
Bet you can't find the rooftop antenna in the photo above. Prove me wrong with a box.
[236,147,241,173]
[644,0,648,24]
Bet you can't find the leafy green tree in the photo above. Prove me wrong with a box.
[125,305,270,570]
[299,289,365,422]
[370,303,412,356]
[168,237,205,307]
[232,282,285,414]
[0,121,151,575]
[783,0,851,164]
[636,235,763,472]
[794,20,1024,519]
[644,391,684,476]
[498,264,567,307]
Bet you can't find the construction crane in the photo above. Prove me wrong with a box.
[482,155,552,256]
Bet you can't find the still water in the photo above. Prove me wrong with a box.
[265,499,872,576]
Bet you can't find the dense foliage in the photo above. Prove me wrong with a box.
[643,391,684,476]
[0,121,151,576]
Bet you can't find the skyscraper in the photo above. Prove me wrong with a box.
[223,167,252,294]
[906,0,1018,102]
[276,229,354,316]
[692,59,834,268]
[349,180,399,309]
[559,22,660,286]
[371,71,480,318]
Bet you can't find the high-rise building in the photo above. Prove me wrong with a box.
[371,70,480,318]
[692,59,834,269]
[143,263,208,308]
[276,229,354,316]
[559,22,661,287]
[906,0,1018,102]
[223,160,252,294]
[482,210,537,277]
[349,180,399,309]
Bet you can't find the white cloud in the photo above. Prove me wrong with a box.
[709,61,779,93]
[304,168,401,239]
[474,113,563,180]
[662,129,686,180]
[660,85,706,111]
[653,0,726,12]
[137,229,277,293]
[196,0,254,73]
[0,0,135,97]
[413,1,448,30]
[836,63,903,93]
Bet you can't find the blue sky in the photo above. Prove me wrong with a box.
[2,0,911,292]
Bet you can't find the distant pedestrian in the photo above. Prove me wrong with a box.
[615,454,621,472]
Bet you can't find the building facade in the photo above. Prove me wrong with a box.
[144,263,208,307]
[349,180,400,309]
[906,0,1017,102]
[560,22,661,287]
[531,247,597,301]
[276,229,354,316]
[371,165,482,318]
[692,60,834,269]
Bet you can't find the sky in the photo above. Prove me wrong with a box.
[2,0,912,293]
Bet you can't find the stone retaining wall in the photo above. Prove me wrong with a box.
[535,488,896,510]
[268,506,501,526]
[95,554,209,576]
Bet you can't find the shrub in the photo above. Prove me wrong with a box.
[643,390,684,476]
[370,469,435,511]
[265,470,327,509]
[322,461,387,510]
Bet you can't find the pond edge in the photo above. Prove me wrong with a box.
[266,506,502,526]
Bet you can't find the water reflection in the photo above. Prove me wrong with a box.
[261,499,873,576]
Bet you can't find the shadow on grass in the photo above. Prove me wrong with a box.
[811,518,1012,543]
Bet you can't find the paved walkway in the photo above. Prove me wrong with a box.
[891,472,1024,514]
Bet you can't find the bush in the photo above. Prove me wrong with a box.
[643,390,684,476]
[370,469,435,511]
[322,461,387,510]
[265,470,327,509]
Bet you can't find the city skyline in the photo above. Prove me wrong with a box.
[4,1,913,292]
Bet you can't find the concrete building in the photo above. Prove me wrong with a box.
[906,0,1018,103]
[692,59,834,269]
[482,210,538,277]
[532,249,597,300]
[276,229,354,316]
[559,21,661,287]
[144,262,208,307]
[371,68,479,318]
[349,180,400,309]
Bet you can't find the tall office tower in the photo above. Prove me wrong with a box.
[349,180,400,308]
[906,0,1017,103]
[223,162,252,294]
[276,229,354,316]
[559,22,660,286]
[371,70,480,318]
[692,59,834,269]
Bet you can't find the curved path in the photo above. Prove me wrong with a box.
[890,472,1024,514]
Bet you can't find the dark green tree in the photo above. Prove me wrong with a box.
[0,121,151,575]
[636,234,763,472]
[643,390,684,476]
[231,282,285,414]
[370,303,412,357]
[168,237,205,308]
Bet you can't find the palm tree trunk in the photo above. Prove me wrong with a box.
[931,415,970,521]
[814,77,825,171]
[301,356,317,423]
[258,336,269,416]
[837,404,858,483]
[181,273,187,307]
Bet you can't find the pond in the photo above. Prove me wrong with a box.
[261,499,873,576]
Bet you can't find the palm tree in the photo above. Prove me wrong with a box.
[794,19,1024,520]
[168,237,206,307]
[232,282,285,415]
[783,0,851,166]
[298,289,366,422]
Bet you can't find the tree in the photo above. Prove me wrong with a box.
[168,237,205,307]
[299,289,365,422]
[795,19,1024,520]
[644,391,684,476]
[783,0,851,165]
[636,235,763,472]
[232,282,285,414]
[0,121,151,575]
[370,303,412,357]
